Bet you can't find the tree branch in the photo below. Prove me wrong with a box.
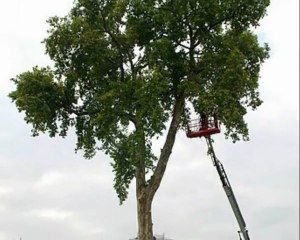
[147,93,185,200]
[65,105,136,127]
[175,40,190,50]
[100,11,135,75]
[100,11,126,80]
[194,13,236,47]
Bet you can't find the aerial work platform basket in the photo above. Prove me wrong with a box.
[186,115,220,138]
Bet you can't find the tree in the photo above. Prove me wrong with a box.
[9,0,270,239]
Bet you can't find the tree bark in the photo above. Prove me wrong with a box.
[135,108,154,240]
[137,194,153,240]
[136,156,153,240]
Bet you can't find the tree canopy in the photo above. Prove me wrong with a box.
[10,0,269,205]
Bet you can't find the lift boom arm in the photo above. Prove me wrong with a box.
[205,137,250,240]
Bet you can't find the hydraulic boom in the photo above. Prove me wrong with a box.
[205,137,250,240]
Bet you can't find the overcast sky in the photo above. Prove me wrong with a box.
[0,0,299,240]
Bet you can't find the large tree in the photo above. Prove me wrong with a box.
[9,0,269,239]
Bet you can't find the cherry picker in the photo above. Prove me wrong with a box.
[186,114,251,240]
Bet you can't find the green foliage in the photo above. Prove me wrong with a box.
[9,67,68,137]
[9,0,270,203]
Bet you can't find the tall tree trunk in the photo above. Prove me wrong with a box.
[135,110,154,240]
[137,194,153,240]
[136,94,185,240]
[136,162,154,240]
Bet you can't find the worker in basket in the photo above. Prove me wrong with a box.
[200,112,209,130]
[186,108,220,138]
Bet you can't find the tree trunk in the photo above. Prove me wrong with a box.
[137,194,153,240]
[135,94,185,240]
[135,115,154,240]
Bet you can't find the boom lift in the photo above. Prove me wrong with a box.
[186,114,251,240]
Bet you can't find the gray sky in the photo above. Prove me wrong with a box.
[0,0,299,240]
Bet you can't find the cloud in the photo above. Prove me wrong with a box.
[30,209,74,220]
[35,172,64,188]
[0,186,14,195]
